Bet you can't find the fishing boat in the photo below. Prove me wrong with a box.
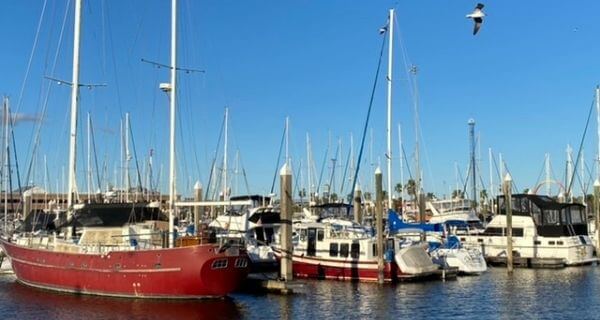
[1,0,249,298]
[462,194,597,267]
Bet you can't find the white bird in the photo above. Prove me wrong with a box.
[466,3,485,35]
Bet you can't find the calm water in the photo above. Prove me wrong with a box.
[0,267,599,319]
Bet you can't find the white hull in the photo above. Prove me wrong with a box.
[431,247,487,274]
[464,237,597,266]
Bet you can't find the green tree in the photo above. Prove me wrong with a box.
[452,189,464,199]
[364,192,372,201]
[406,179,417,200]
[426,192,435,200]
[394,183,403,196]
[330,193,338,202]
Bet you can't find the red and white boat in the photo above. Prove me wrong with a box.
[1,230,249,298]
[274,217,442,282]
[2,0,250,298]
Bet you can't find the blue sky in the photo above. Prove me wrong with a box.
[1,1,600,200]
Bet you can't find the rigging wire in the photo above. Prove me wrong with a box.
[566,97,596,196]
[269,123,286,194]
[349,32,387,201]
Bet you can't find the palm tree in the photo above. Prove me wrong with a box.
[394,183,403,196]
[406,179,416,200]
[480,189,488,200]
[452,189,464,199]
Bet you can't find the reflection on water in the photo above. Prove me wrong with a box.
[1,267,599,319]
[0,275,241,320]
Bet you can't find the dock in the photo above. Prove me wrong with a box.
[486,256,566,269]
[240,273,303,295]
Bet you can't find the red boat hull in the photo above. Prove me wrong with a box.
[275,252,427,282]
[1,239,249,298]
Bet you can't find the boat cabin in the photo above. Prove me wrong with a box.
[492,194,588,237]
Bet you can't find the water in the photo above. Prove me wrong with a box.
[1,267,598,319]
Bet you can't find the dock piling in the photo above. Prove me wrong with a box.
[280,163,293,282]
[503,173,513,273]
[354,184,362,224]
[193,181,202,235]
[375,167,384,284]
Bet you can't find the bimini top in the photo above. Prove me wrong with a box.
[496,194,585,216]
[311,202,353,218]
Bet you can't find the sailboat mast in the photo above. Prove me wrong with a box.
[488,148,493,198]
[596,86,600,180]
[67,0,82,209]
[3,98,9,233]
[398,123,403,201]
[125,112,130,201]
[168,0,178,248]
[306,133,312,203]
[385,8,394,207]
[223,107,228,201]
[87,113,92,202]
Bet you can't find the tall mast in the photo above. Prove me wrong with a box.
[87,113,92,202]
[412,65,421,201]
[385,8,394,207]
[580,150,585,198]
[398,123,404,201]
[566,144,573,201]
[468,119,477,208]
[125,112,131,201]
[3,98,9,233]
[67,0,83,209]
[545,153,551,196]
[306,133,312,203]
[222,107,229,201]
[488,148,493,198]
[168,0,177,248]
[596,85,600,180]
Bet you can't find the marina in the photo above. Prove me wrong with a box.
[1,267,600,319]
[2,0,600,319]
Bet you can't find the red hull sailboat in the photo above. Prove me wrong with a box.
[2,239,248,298]
[2,0,249,298]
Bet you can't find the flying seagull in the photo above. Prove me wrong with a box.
[466,3,485,35]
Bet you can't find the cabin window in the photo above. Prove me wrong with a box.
[299,229,307,242]
[482,227,503,236]
[543,210,559,225]
[329,243,339,257]
[255,227,265,243]
[557,241,564,245]
[534,240,541,245]
[570,207,584,224]
[235,258,248,268]
[211,259,228,269]
[264,227,275,244]
[317,229,325,241]
[510,228,524,237]
[372,243,377,257]
[351,243,360,259]
[340,243,349,257]
[548,241,555,245]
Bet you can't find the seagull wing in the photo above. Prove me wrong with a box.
[473,17,483,35]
